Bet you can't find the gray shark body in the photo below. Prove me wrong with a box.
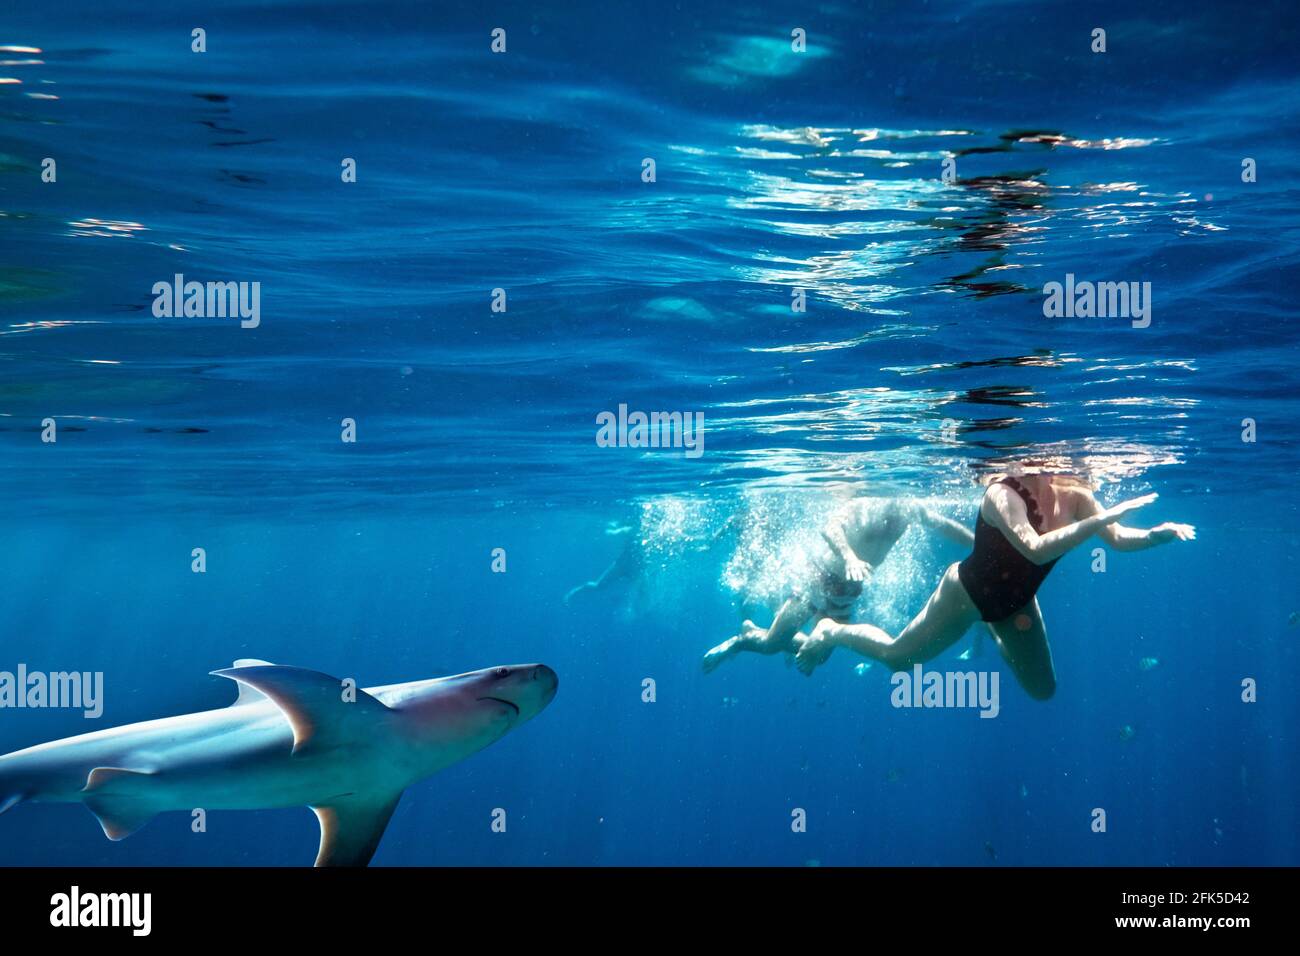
[0,660,558,865]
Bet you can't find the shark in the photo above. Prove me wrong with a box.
[0,659,558,866]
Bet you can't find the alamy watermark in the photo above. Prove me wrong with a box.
[1042,273,1151,328]
[50,886,151,936]
[595,403,705,458]
[0,665,103,718]
[890,664,999,718]
[152,273,260,328]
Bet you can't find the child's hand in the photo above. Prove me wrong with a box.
[843,556,872,582]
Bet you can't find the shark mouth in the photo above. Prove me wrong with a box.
[477,696,520,716]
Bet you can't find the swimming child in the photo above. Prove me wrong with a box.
[702,496,973,672]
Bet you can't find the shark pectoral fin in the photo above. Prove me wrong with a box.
[210,665,392,755]
[0,793,23,816]
[82,767,158,842]
[310,791,403,867]
[85,799,156,842]
[228,659,276,706]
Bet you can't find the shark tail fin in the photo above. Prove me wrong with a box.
[82,767,158,842]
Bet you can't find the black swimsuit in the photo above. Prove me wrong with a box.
[957,478,1058,622]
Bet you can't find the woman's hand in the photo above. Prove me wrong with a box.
[1150,522,1196,543]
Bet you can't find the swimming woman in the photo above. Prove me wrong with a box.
[792,470,1196,698]
[702,497,973,672]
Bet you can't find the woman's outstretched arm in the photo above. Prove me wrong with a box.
[986,484,1158,565]
[1076,491,1197,551]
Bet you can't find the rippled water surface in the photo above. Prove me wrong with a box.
[3,0,1298,509]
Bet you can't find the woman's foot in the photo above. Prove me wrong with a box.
[794,619,839,676]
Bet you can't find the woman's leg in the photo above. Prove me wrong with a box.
[702,595,814,672]
[794,563,979,674]
[985,599,1056,700]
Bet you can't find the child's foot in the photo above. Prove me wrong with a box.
[794,619,838,676]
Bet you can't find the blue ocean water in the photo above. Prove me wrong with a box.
[1,0,1298,865]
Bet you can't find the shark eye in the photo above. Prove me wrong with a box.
[494,667,509,679]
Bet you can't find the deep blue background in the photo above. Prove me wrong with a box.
[0,0,1297,865]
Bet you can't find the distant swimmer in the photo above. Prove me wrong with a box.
[564,507,739,606]
[563,520,644,605]
[794,468,1196,699]
[702,497,973,673]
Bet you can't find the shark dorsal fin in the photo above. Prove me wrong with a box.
[210,665,391,755]
[311,791,404,867]
[228,659,276,706]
